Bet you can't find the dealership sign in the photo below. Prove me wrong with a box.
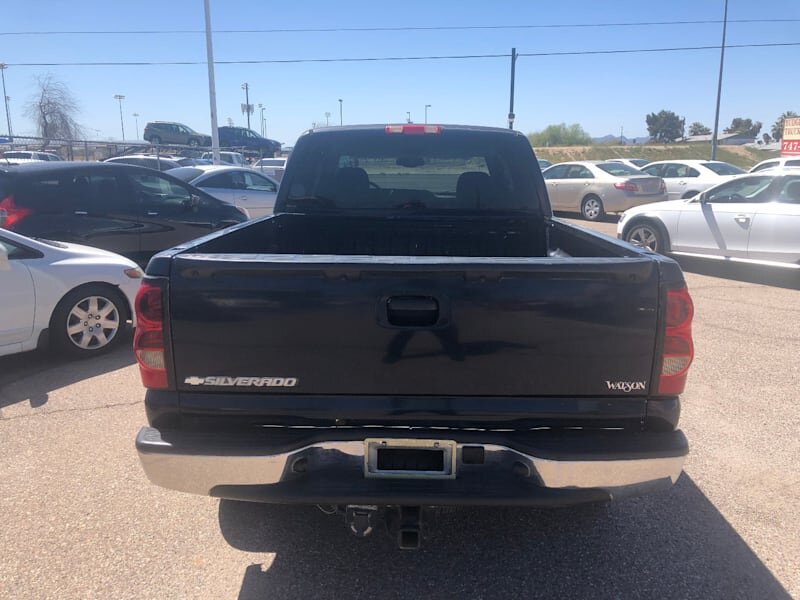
[782,117,800,155]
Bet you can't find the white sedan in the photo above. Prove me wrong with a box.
[0,229,142,358]
[617,168,800,268]
[167,165,279,219]
[641,160,744,200]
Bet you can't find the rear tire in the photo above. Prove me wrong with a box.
[625,220,668,254]
[49,284,129,358]
[581,195,605,221]
[189,138,199,147]
[150,135,162,145]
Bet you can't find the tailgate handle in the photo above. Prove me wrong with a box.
[386,296,439,327]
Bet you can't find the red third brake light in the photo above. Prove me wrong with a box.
[0,195,32,229]
[133,279,168,390]
[658,286,694,395]
[385,124,442,135]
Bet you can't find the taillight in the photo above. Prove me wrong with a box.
[658,286,694,395]
[133,279,168,389]
[614,181,639,192]
[385,124,442,135]
[0,195,31,229]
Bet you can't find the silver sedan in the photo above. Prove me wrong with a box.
[166,165,279,219]
[618,168,800,268]
[542,161,667,220]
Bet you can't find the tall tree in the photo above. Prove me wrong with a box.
[24,74,83,146]
[689,122,711,136]
[527,123,592,147]
[724,117,762,138]
[646,110,685,143]
[771,111,799,140]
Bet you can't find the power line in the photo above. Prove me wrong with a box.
[4,42,799,68]
[1,19,799,36]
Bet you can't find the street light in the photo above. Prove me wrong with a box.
[0,64,11,137]
[113,94,126,141]
[338,99,343,126]
[424,104,431,124]
[325,111,331,126]
[406,111,411,124]
[259,106,266,136]
[132,113,140,140]
[241,83,251,130]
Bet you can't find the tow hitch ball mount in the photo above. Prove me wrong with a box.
[341,505,423,550]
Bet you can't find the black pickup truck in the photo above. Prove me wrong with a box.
[134,124,694,548]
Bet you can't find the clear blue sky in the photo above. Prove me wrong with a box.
[1,0,798,145]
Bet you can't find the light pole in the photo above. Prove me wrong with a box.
[711,0,729,160]
[338,99,343,126]
[424,104,431,124]
[204,0,221,164]
[325,111,331,126]
[242,83,251,130]
[113,94,126,141]
[406,112,411,124]
[0,64,11,137]
[132,113,140,140]
[260,106,266,136]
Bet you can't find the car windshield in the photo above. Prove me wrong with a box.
[630,159,649,167]
[703,162,745,175]
[165,167,204,182]
[282,129,540,213]
[596,162,641,176]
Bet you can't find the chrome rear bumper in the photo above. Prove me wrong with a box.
[137,427,687,505]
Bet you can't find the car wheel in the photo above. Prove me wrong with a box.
[625,220,668,254]
[682,190,699,199]
[189,138,199,147]
[581,195,604,221]
[150,135,162,145]
[50,284,129,358]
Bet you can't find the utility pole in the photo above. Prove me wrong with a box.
[0,64,11,137]
[338,99,343,126]
[508,48,517,130]
[425,104,431,124]
[133,113,140,139]
[241,83,251,130]
[203,0,221,164]
[711,0,729,160]
[114,94,126,140]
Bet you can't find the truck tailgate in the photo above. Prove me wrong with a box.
[168,254,660,397]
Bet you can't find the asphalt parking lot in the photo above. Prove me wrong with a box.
[1,217,798,600]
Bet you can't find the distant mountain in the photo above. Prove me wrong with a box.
[592,134,650,145]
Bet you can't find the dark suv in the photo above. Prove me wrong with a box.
[143,122,212,147]
[0,162,246,265]
[218,126,281,156]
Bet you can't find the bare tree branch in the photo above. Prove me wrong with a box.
[24,74,84,148]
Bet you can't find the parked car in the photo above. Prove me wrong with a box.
[749,156,800,172]
[253,157,287,181]
[0,228,142,357]
[175,156,213,167]
[537,159,552,170]
[618,168,800,266]
[200,151,245,166]
[218,126,281,156]
[542,161,667,220]
[2,151,62,162]
[167,165,279,218]
[135,124,694,548]
[605,158,650,169]
[104,154,182,171]
[0,162,247,266]
[641,160,744,200]
[143,121,211,147]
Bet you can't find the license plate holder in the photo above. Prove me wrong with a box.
[364,438,457,479]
